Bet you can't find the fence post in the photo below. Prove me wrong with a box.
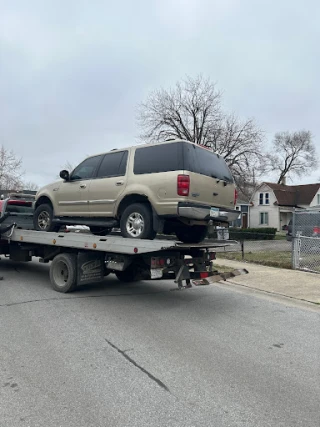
[291,208,296,269]
[292,232,301,270]
[241,240,244,260]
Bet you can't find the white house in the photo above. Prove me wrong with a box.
[249,182,320,230]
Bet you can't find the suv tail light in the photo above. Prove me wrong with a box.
[234,189,238,206]
[177,175,190,196]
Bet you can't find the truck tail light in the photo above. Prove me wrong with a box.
[177,175,190,196]
[200,272,209,278]
[234,188,238,206]
[151,257,166,268]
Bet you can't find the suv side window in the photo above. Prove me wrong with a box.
[96,151,128,178]
[134,143,183,174]
[70,156,103,181]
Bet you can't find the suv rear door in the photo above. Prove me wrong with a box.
[183,143,235,209]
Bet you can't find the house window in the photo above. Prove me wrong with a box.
[317,194,320,205]
[259,192,270,205]
[260,212,269,225]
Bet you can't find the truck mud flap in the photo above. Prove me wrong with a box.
[192,268,249,286]
[77,252,106,285]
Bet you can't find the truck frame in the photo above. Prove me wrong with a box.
[0,217,248,293]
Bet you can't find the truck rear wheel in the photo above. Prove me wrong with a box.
[50,253,77,293]
[175,225,208,244]
[115,260,149,282]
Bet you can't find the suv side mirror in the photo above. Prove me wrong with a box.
[60,170,70,181]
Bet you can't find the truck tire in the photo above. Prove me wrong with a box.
[50,253,78,293]
[115,270,137,283]
[115,260,149,282]
[120,203,156,240]
[175,225,208,244]
[34,204,60,232]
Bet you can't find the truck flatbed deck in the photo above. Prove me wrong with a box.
[4,228,236,253]
[0,222,248,293]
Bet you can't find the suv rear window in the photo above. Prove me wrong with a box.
[134,141,233,182]
[134,143,184,174]
[183,144,233,183]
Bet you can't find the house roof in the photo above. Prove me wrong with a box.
[263,182,320,206]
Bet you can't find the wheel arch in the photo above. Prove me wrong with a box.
[35,195,54,210]
[116,194,152,218]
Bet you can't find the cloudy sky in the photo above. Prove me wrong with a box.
[1,0,319,187]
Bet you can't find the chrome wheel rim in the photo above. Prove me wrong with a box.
[38,211,51,230]
[126,212,145,237]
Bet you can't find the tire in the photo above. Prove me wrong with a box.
[120,203,156,240]
[33,203,60,232]
[115,261,149,282]
[175,225,208,244]
[49,253,78,293]
[90,226,112,236]
[115,270,137,283]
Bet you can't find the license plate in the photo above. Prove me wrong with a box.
[210,208,219,218]
[151,269,163,279]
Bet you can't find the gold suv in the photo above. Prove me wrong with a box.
[33,140,238,243]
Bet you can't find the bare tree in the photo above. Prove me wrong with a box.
[56,161,75,179]
[210,114,264,190]
[60,161,75,173]
[138,76,264,190]
[23,181,39,191]
[138,75,222,144]
[0,145,23,190]
[268,131,318,184]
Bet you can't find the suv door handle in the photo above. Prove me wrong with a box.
[80,184,86,189]
[116,181,124,186]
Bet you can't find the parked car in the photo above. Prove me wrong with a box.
[0,193,35,229]
[33,140,239,243]
[286,215,320,241]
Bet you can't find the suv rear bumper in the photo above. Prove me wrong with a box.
[178,202,239,223]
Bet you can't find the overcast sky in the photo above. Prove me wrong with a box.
[1,0,319,187]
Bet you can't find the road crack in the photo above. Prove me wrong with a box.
[105,338,170,393]
[0,290,171,308]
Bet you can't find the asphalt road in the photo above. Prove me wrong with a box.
[0,259,319,427]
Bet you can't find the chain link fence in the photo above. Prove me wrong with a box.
[214,229,292,268]
[292,210,320,273]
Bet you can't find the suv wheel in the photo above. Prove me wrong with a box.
[120,203,156,240]
[33,204,60,232]
[175,225,208,244]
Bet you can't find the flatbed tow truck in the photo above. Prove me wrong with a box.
[0,206,248,293]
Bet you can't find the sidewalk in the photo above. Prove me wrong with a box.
[215,259,320,305]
